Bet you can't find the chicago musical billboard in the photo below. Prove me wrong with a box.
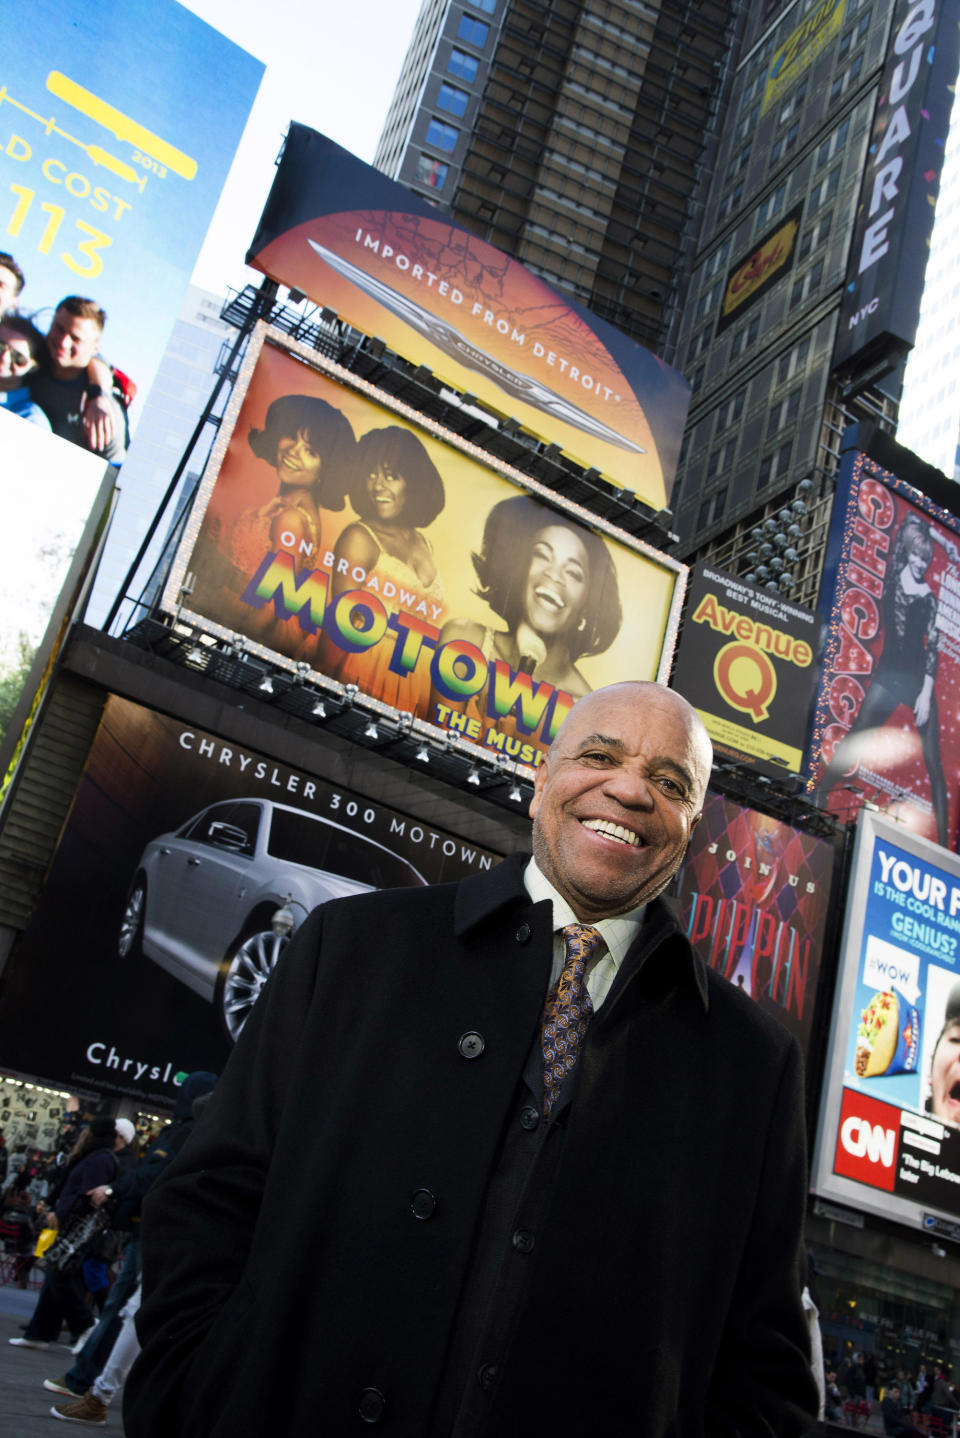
[0,695,500,1103]
[812,812,960,1230]
[246,124,691,508]
[163,326,686,770]
[673,790,835,1057]
[807,446,960,849]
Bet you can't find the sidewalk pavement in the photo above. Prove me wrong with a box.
[0,1284,124,1435]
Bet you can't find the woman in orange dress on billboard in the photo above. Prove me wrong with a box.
[324,425,445,714]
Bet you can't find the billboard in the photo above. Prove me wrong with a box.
[808,447,960,848]
[164,326,686,770]
[812,811,960,1231]
[673,790,835,1057]
[0,695,501,1104]
[832,0,960,382]
[672,564,820,774]
[716,204,804,335]
[246,124,691,508]
[2,1,263,453]
[762,0,846,114]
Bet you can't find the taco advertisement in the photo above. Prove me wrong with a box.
[813,812,960,1230]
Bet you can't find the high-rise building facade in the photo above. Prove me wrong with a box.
[375,0,738,355]
[669,0,903,607]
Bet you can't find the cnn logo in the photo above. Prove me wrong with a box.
[833,1089,899,1192]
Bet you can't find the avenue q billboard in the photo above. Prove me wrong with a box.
[246,124,691,508]
[163,325,686,770]
[673,790,835,1057]
[833,0,960,384]
[0,695,500,1104]
[4,1,263,446]
[807,446,960,849]
[812,812,960,1232]
[671,564,820,775]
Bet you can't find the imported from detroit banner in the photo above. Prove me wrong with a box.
[673,790,835,1057]
[165,327,685,770]
[246,124,691,508]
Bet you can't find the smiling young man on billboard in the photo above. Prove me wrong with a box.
[125,681,817,1438]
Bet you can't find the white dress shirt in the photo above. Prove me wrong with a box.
[523,857,646,1011]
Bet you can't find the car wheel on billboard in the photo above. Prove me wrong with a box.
[118,876,147,961]
[216,924,290,1043]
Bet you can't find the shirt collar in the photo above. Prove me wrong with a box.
[523,857,646,975]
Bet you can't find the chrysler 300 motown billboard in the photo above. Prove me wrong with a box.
[163,325,687,770]
[0,695,500,1103]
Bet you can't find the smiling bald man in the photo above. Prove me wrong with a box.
[127,681,818,1438]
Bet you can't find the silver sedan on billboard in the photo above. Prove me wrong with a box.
[118,799,426,1040]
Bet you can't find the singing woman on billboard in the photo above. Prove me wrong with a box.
[816,512,956,847]
[430,493,622,728]
[325,425,446,714]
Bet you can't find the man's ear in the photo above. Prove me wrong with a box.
[691,810,702,832]
[528,760,548,821]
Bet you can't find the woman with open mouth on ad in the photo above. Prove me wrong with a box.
[430,493,622,741]
[324,424,446,714]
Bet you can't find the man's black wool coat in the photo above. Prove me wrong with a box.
[125,853,818,1438]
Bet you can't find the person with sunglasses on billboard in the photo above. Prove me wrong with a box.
[0,314,51,429]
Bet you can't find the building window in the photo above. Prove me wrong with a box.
[437,83,469,118]
[472,0,497,12]
[457,14,489,45]
[448,48,479,82]
[727,143,751,181]
[703,239,731,281]
[770,122,798,167]
[777,336,810,385]
[698,484,728,528]
[830,54,863,104]
[707,440,736,481]
[730,314,760,361]
[779,78,808,124]
[734,102,760,145]
[716,389,746,434]
[756,183,787,232]
[798,210,832,262]
[757,440,792,490]
[717,180,744,223]
[767,387,802,435]
[810,166,841,212]
[695,279,721,325]
[425,118,459,152]
[817,118,850,169]
[415,154,449,190]
[789,260,824,311]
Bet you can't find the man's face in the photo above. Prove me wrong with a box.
[529,682,711,921]
[47,307,101,375]
[0,265,21,317]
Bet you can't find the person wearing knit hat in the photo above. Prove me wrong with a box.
[10,1118,124,1351]
[114,1119,136,1148]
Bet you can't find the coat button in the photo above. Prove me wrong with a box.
[477,1363,498,1391]
[519,1105,539,1131]
[458,1031,484,1059]
[512,1228,535,1254]
[410,1188,437,1220]
[515,923,531,943]
[358,1387,385,1423]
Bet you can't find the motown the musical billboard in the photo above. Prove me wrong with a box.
[812,811,960,1231]
[246,124,691,509]
[163,325,686,770]
[807,445,960,849]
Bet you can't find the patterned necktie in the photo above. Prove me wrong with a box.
[541,923,603,1118]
